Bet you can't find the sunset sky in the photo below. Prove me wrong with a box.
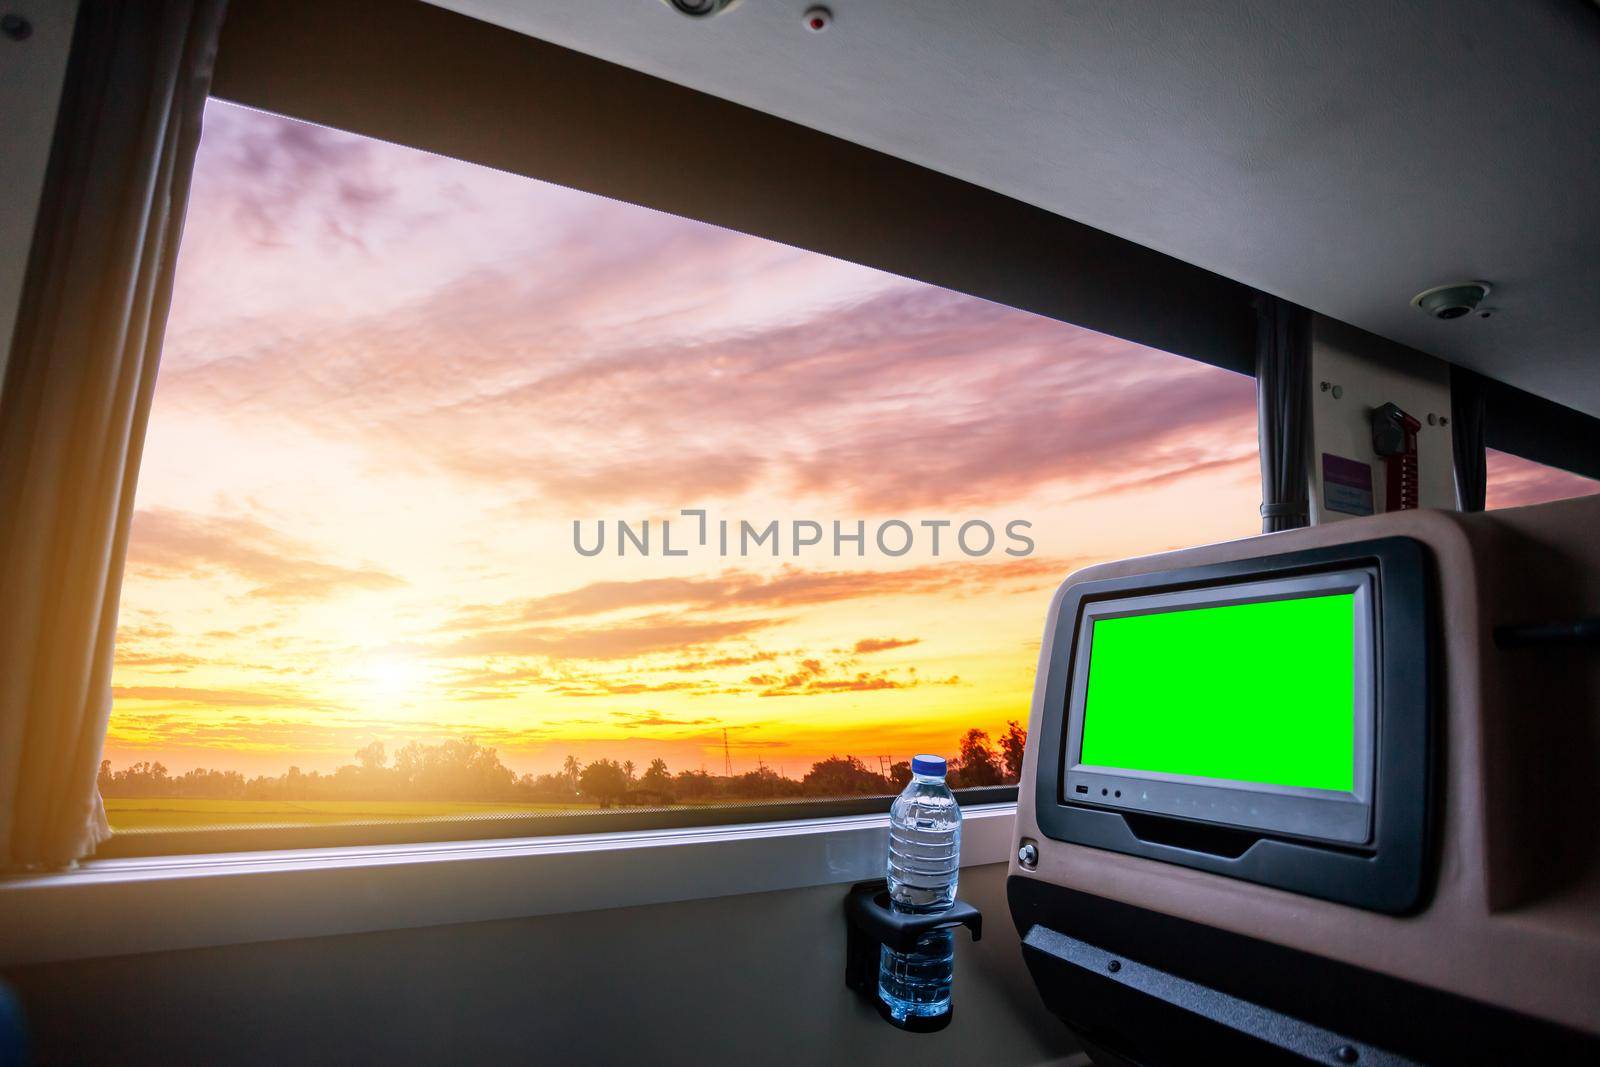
[102,101,1592,781]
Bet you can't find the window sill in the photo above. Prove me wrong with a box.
[0,803,1017,966]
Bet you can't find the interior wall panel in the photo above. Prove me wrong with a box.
[3,863,1075,1066]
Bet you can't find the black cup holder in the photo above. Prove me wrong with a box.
[843,880,983,1033]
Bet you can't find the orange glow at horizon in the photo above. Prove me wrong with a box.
[104,101,1265,781]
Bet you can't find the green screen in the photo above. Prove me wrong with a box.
[1079,592,1355,791]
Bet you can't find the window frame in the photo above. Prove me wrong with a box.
[92,0,1266,859]
[0,803,1020,965]
[93,789,1020,859]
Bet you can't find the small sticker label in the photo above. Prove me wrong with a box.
[1323,453,1374,516]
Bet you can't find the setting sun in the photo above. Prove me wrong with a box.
[354,656,432,705]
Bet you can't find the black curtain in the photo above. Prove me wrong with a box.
[1254,294,1313,533]
[0,0,226,869]
[1451,365,1488,512]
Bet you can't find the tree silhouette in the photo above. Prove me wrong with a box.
[999,720,1028,784]
[98,725,1027,809]
[888,760,913,790]
[390,738,513,800]
[356,740,387,771]
[732,766,805,799]
[801,755,888,796]
[579,759,630,807]
[638,758,674,800]
[519,770,577,801]
[953,729,1003,787]
[103,760,173,797]
[673,768,718,799]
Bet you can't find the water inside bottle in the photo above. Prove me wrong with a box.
[878,928,956,1021]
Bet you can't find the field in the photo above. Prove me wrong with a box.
[104,797,594,832]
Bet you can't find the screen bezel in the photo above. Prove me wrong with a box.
[1062,569,1377,846]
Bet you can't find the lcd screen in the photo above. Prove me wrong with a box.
[1079,592,1356,792]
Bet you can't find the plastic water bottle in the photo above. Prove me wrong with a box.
[878,753,963,1022]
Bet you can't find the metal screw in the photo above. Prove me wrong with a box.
[1333,1045,1359,1064]
[1107,960,1121,973]
[1331,385,1344,399]
[1017,842,1039,868]
[1320,381,1331,392]
[2,13,33,41]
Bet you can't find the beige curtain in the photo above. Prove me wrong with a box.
[0,0,226,870]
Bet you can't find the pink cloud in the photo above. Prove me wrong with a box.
[154,104,1256,518]
[111,685,329,709]
[447,558,1068,632]
[853,637,920,654]
[1485,449,1599,510]
[436,614,780,661]
[127,508,404,600]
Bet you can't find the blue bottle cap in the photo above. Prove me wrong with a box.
[911,754,946,777]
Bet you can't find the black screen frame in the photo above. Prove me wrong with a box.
[1032,537,1435,914]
